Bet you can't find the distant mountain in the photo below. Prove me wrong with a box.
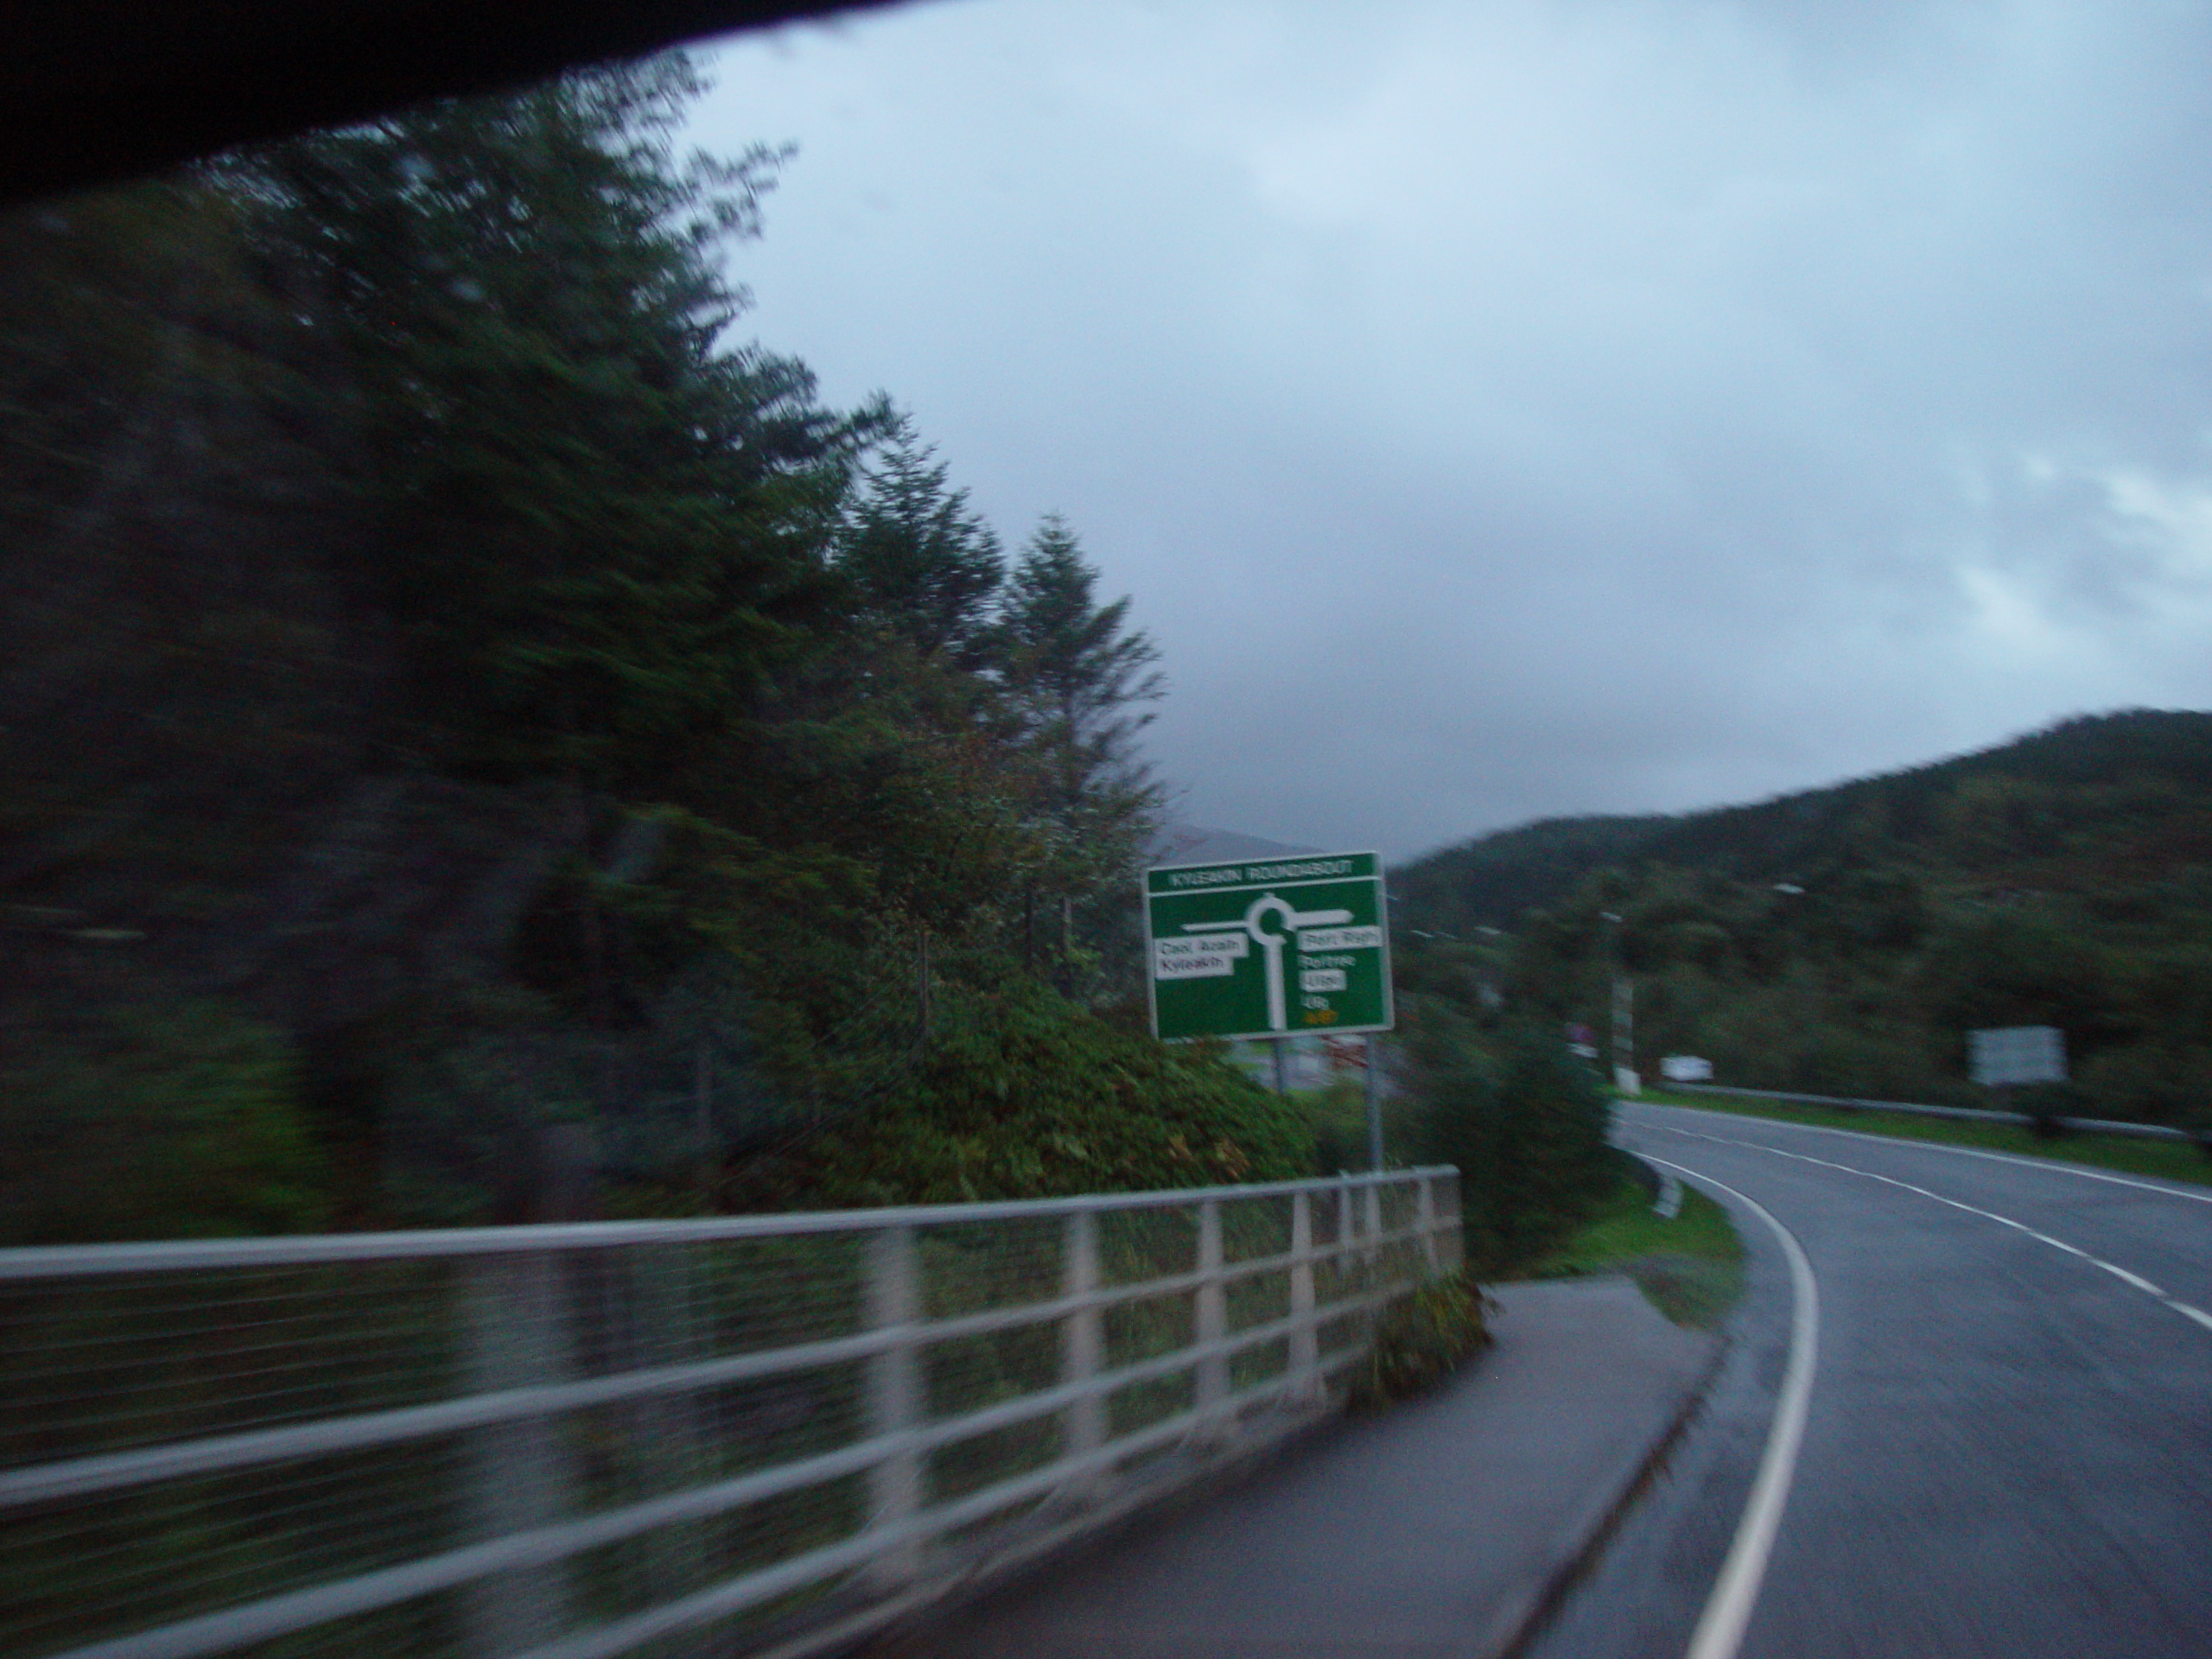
[1400,709,2212,934]
[1150,823,1319,866]
[1395,710,2212,1126]
[1396,814,1670,936]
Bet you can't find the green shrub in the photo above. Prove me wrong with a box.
[2010,1079,2089,1141]
[1347,1270,1494,1408]
[1305,1077,1376,1176]
[0,1001,328,1243]
[743,978,1314,1207]
[2075,1042,2212,1129]
[1411,1018,1613,1274]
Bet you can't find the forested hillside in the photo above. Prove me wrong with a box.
[1398,710,2212,1128]
[0,54,1308,1243]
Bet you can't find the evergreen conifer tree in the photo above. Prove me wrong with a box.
[237,53,882,785]
[998,512,1165,832]
[836,416,1005,665]
[995,513,1166,985]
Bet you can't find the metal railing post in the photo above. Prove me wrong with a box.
[1287,1191,1318,1399]
[1061,1209,1105,1468]
[461,1252,571,1656]
[1338,1176,1359,1296]
[1417,1175,1441,1273]
[864,1224,924,1591]
[1437,1173,1464,1271]
[1195,1198,1228,1420]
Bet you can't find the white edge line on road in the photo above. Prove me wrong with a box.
[1644,1156,1819,1659]
[1630,1100,2212,1206]
[2098,1262,2166,1297]
[2169,1301,2212,1333]
[1654,1124,2212,1336]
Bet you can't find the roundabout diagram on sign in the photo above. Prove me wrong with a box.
[1143,853,1392,1042]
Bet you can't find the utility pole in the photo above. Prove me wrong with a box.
[1612,973,1636,1096]
[1601,911,1637,1096]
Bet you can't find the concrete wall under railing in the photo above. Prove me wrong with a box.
[0,1168,1460,1659]
[1662,1080,2195,1143]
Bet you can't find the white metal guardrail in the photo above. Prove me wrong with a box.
[1664,1080,2196,1142]
[0,1169,1459,1659]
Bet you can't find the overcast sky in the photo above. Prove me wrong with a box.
[689,0,2212,859]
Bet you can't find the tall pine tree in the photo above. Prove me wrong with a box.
[999,512,1165,827]
[237,53,884,786]
[995,513,1165,984]
[836,416,1005,667]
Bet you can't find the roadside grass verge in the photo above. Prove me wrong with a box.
[1510,1154,1745,1328]
[1631,1087,2212,1190]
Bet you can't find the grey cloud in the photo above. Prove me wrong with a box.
[693,0,2212,856]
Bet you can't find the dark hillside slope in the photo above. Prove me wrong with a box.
[1632,709,2212,882]
[1396,814,1671,937]
[1396,711,2212,1128]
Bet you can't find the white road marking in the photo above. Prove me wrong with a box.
[1649,1122,2209,1337]
[1632,1101,2212,1205]
[2098,1262,2167,1297]
[1643,1157,1819,1659]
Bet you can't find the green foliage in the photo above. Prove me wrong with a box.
[995,512,1165,836]
[1305,1078,1372,1177]
[1400,711,2212,1127]
[238,54,885,786]
[0,173,380,935]
[2009,1080,2090,1141]
[1298,1071,1423,1179]
[2077,1040,2212,1134]
[1396,815,1669,940]
[1409,1019,1614,1274]
[1345,1271,1494,1408]
[742,979,1314,1207]
[0,1001,327,1244]
[838,418,1005,665]
[0,52,1218,1241]
[994,512,1167,999]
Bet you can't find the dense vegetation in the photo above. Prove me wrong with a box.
[0,54,1311,1242]
[1399,1014,1616,1274]
[1398,709,2212,1133]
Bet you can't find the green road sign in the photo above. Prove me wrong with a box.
[1144,851,1393,1042]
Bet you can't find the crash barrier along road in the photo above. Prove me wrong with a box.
[1664,1079,2200,1142]
[0,1169,1459,1659]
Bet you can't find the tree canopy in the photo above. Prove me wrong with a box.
[0,51,1288,1240]
[1396,710,2212,1129]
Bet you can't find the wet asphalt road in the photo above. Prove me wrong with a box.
[1534,1102,2212,1659]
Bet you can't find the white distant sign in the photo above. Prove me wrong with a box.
[1661,1056,1713,1083]
[1969,1026,2066,1087]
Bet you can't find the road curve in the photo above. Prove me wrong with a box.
[1542,1100,2212,1659]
